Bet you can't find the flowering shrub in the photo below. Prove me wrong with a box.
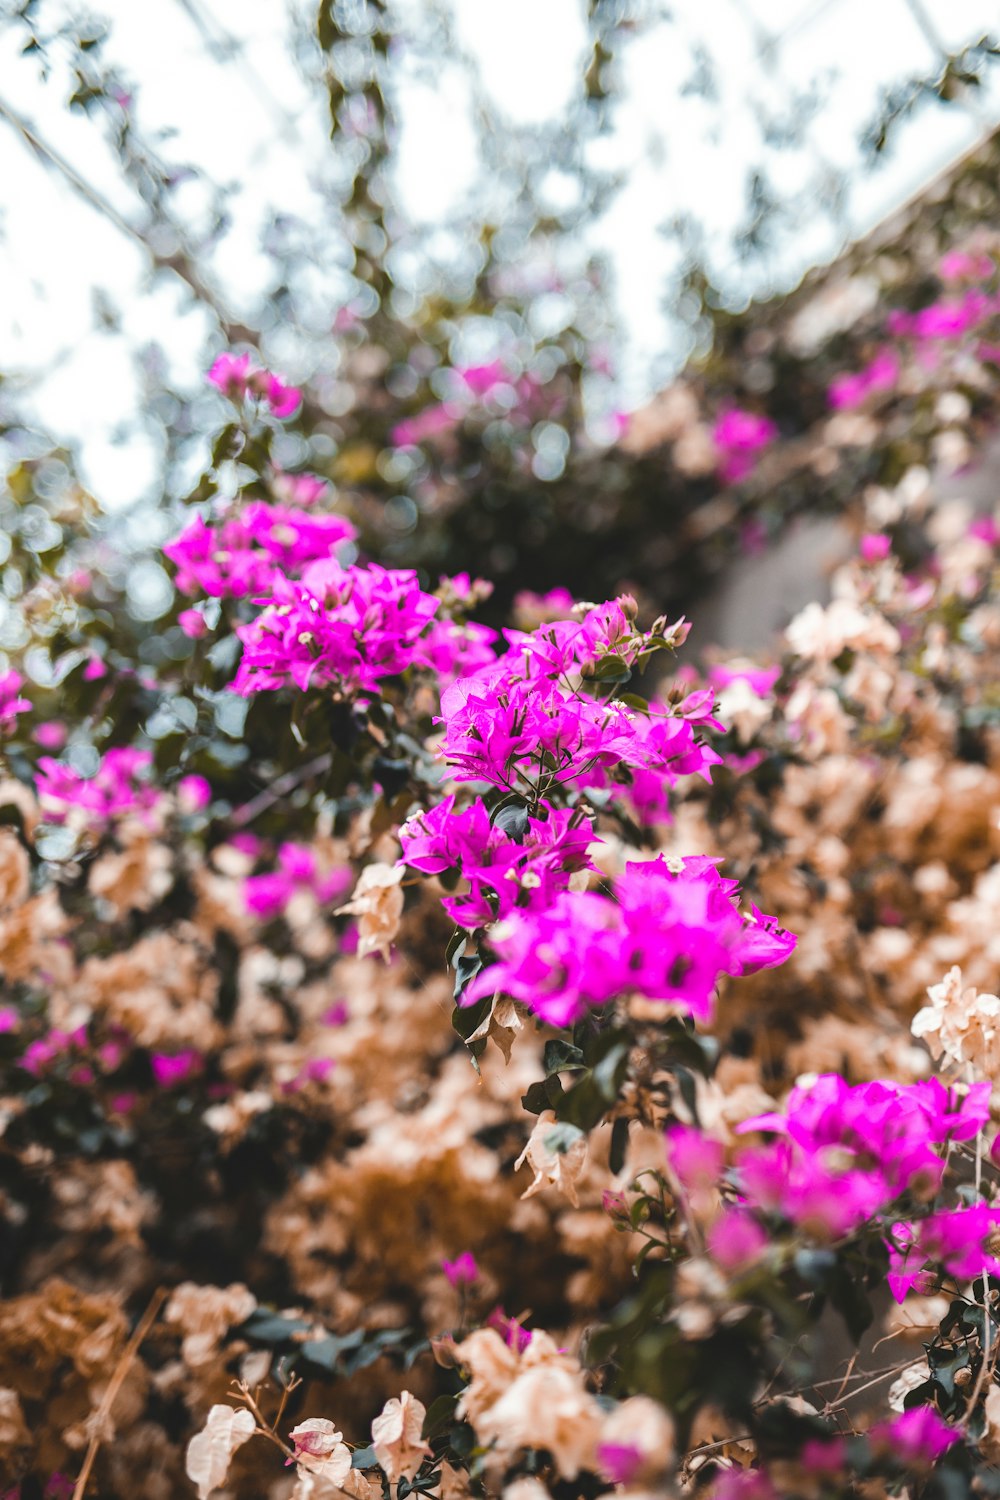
[5,326,1000,1500]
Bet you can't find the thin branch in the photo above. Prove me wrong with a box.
[0,91,257,345]
[72,1287,168,1500]
[228,751,333,829]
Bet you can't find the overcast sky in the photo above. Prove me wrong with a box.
[1,0,998,505]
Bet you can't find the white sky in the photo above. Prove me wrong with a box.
[0,0,998,506]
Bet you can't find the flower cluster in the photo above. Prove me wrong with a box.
[466,856,794,1026]
[827,247,1000,410]
[664,1075,996,1300]
[230,559,442,695]
[244,841,353,920]
[437,599,719,814]
[711,407,778,483]
[36,748,161,832]
[399,795,596,928]
[207,351,302,418]
[165,502,356,600]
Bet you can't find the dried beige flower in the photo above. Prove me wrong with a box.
[0,830,29,913]
[371,1391,430,1482]
[912,965,1000,1075]
[455,1328,521,1422]
[337,863,404,961]
[165,1282,257,1369]
[475,1362,603,1480]
[515,1112,588,1207]
[185,1403,256,1500]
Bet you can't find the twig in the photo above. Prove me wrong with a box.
[229,752,333,829]
[72,1287,168,1500]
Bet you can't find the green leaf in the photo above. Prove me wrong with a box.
[421,1394,459,1440]
[543,1038,585,1075]
[521,1076,565,1114]
[609,1117,629,1175]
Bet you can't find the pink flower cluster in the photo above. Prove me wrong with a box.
[37,748,161,832]
[666,1075,997,1298]
[465,856,794,1027]
[711,408,778,484]
[887,288,998,342]
[389,360,545,449]
[869,1405,962,1463]
[437,600,718,816]
[827,348,900,410]
[732,1075,989,1239]
[244,842,353,920]
[886,1203,1000,1302]
[827,252,1000,409]
[165,502,357,600]
[207,352,302,418]
[399,795,596,928]
[231,560,487,696]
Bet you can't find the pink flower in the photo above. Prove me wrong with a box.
[666,1124,724,1193]
[244,872,295,919]
[82,655,107,681]
[271,471,328,506]
[706,1208,768,1272]
[178,608,208,639]
[485,1307,532,1352]
[399,797,597,930]
[712,407,777,483]
[245,843,351,918]
[207,352,301,417]
[207,351,253,398]
[456,359,508,398]
[151,1050,201,1088]
[442,1252,478,1287]
[828,349,900,410]
[37,747,161,832]
[464,857,793,1027]
[596,1442,643,1486]
[869,1405,960,1463]
[231,560,440,697]
[261,373,302,419]
[34,721,67,749]
[939,249,994,282]
[177,775,211,813]
[860,532,891,562]
[165,503,356,601]
[969,516,1000,546]
[390,403,461,447]
[886,1204,1000,1302]
[709,663,780,696]
[282,1057,336,1093]
[0,1007,19,1034]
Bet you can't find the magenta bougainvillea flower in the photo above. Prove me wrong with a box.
[165,503,356,600]
[399,796,596,928]
[711,407,778,483]
[464,856,794,1026]
[37,747,161,831]
[442,1252,478,1287]
[869,1405,961,1463]
[207,352,302,418]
